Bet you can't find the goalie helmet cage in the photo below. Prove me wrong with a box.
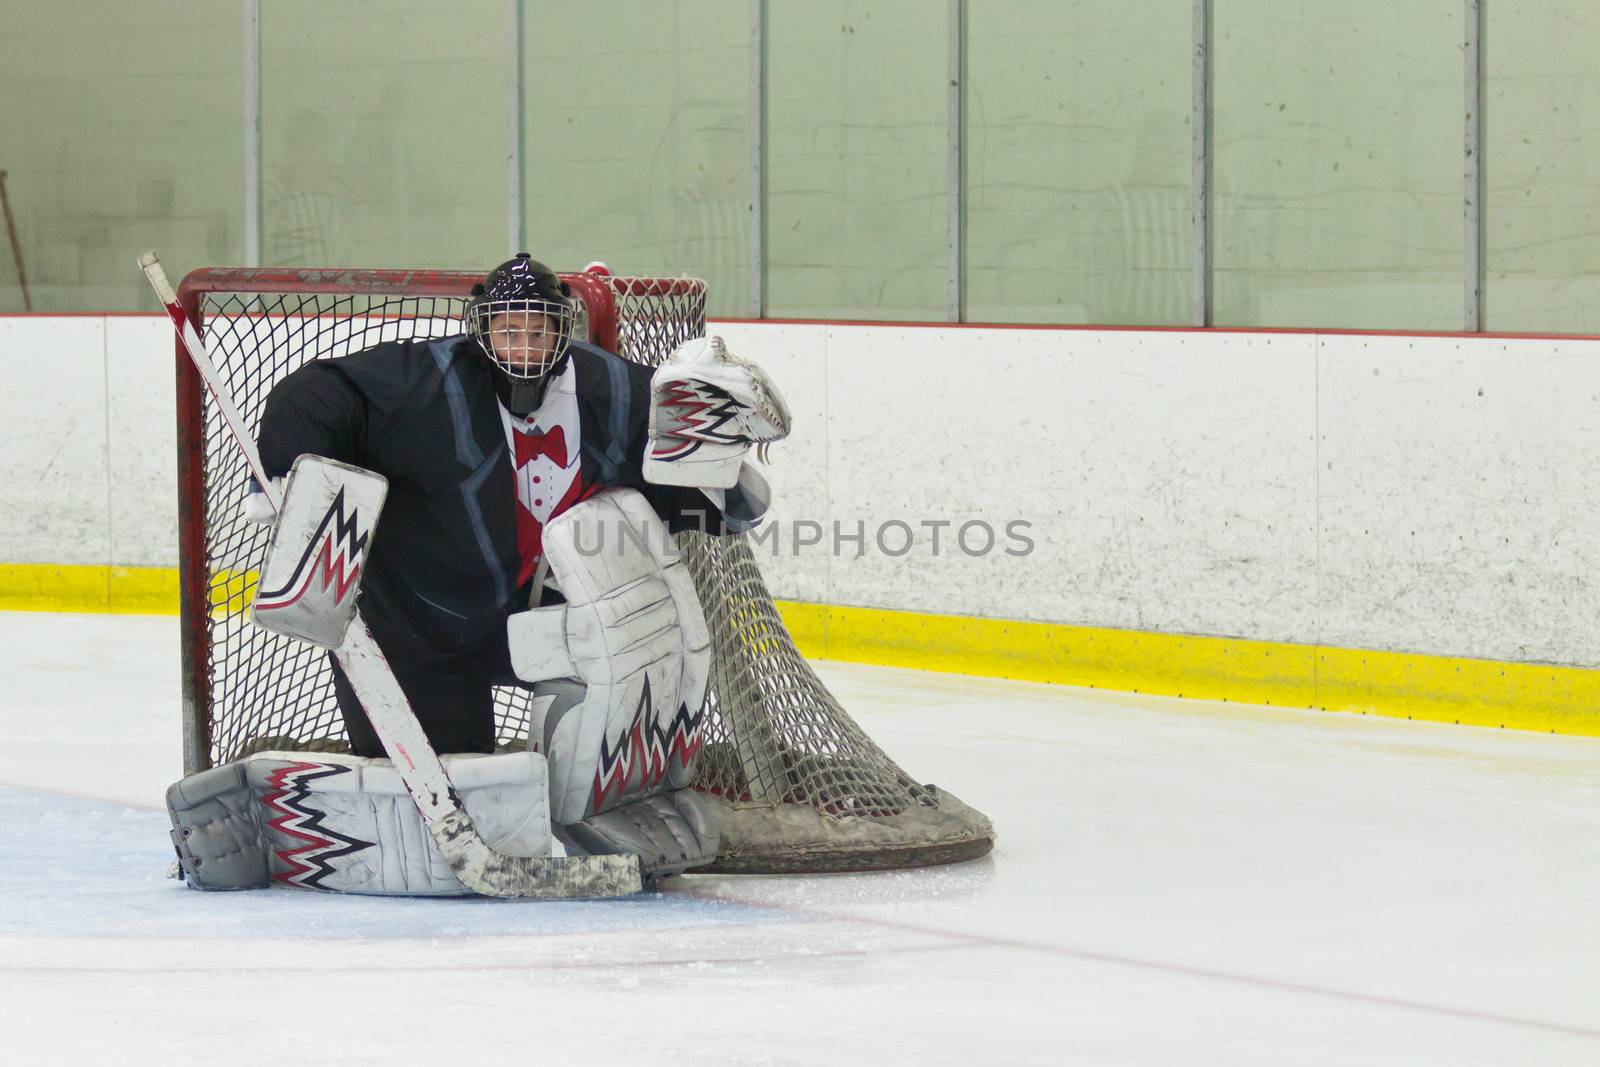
[174,265,994,874]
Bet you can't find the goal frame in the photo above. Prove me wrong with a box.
[172,264,995,874]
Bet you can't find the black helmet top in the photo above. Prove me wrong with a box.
[465,253,576,415]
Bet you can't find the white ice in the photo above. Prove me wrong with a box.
[2,611,1597,1066]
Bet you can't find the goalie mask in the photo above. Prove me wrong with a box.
[466,253,575,416]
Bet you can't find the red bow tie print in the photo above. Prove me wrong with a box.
[514,425,568,468]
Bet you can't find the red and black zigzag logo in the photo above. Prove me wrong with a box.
[651,379,744,461]
[258,761,375,890]
[590,676,707,812]
[255,487,369,612]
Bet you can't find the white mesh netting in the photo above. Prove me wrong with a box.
[181,269,993,873]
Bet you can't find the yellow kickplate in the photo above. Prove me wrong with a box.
[3,565,1594,737]
[774,601,1600,738]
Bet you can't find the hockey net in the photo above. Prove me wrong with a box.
[175,266,994,873]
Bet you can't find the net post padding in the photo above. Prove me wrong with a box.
[175,266,994,874]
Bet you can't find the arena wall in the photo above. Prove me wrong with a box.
[3,315,1596,732]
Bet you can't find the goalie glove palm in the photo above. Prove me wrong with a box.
[645,335,791,489]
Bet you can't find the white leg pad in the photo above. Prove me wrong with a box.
[169,751,552,895]
[523,489,712,825]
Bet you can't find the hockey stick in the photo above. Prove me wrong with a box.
[139,251,641,899]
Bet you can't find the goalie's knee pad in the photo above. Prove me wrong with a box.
[166,751,551,895]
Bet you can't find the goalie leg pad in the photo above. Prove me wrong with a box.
[660,537,710,791]
[167,751,552,895]
[530,489,711,824]
[561,787,720,879]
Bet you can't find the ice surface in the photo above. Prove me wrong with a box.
[1,611,1597,1065]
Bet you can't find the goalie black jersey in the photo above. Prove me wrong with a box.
[256,336,730,660]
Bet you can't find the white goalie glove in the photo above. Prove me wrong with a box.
[645,335,791,490]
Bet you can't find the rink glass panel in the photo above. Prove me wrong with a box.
[0,0,243,312]
[176,266,994,872]
[963,0,1191,326]
[1210,0,1464,330]
[259,0,505,269]
[520,0,754,319]
[1485,1,1600,332]
[763,0,948,321]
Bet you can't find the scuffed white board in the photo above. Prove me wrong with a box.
[0,318,111,566]
[106,316,178,567]
[6,314,1600,672]
[1317,333,1600,667]
[824,325,1320,642]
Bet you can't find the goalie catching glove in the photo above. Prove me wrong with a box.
[645,335,791,489]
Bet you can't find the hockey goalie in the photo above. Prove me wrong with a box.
[163,253,790,897]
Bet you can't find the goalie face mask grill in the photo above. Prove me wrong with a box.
[466,253,575,415]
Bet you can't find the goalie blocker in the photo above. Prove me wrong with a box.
[251,454,385,649]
